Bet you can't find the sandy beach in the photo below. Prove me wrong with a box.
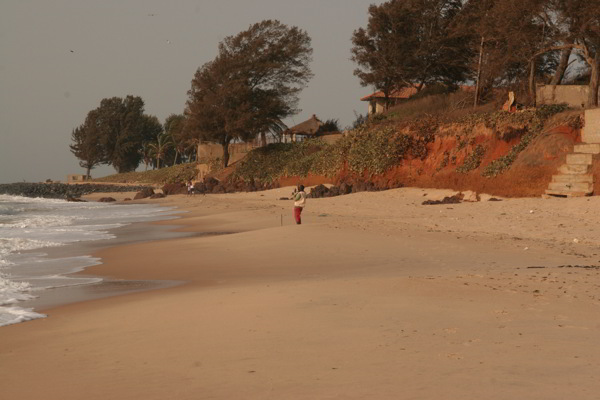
[1,187,600,399]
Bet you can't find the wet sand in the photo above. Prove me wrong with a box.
[1,187,599,399]
[19,206,190,311]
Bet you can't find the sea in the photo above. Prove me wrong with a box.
[0,194,180,327]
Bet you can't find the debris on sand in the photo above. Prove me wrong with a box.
[422,193,463,205]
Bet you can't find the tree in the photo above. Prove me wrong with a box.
[147,131,172,169]
[318,119,341,133]
[140,115,166,169]
[92,95,150,173]
[522,0,600,106]
[455,0,555,105]
[351,0,471,110]
[164,114,190,165]
[555,0,600,106]
[69,114,103,179]
[261,118,288,145]
[140,142,154,171]
[186,20,313,167]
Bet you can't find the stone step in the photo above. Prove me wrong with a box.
[558,164,589,174]
[566,153,593,165]
[547,181,593,193]
[552,174,594,183]
[574,143,600,154]
[581,129,600,144]
[545,189,590,198]
[583,108,600,141]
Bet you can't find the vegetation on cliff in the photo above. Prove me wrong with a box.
[231,102,571,187]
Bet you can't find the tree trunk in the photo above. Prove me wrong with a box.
[86,166,91,179]
[550,45,572,85]
[261,132,267,147]
[528,59,536,106]
[474,36,485,107]
[384,88,390,112]
[589,54,599,107]
[222,142,230,168]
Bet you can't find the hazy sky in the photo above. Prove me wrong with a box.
[0,0,384,183]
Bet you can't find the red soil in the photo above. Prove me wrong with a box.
[277,123,583,198]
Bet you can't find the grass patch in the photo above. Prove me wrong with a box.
[92,163,198,185]
[383,91,474,122]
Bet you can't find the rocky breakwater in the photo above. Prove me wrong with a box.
[0,182,153,200]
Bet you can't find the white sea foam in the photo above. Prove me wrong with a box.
[0,194,177,327]
[0,271,45,326]
[0,306,46,326]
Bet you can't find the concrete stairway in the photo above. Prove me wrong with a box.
[545,109,600,197]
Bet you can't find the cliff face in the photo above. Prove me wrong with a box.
[358,123,580,197]
[271,110,584,198]
[222,106,586,198]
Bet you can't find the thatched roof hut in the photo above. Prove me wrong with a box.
[283,115,324,142]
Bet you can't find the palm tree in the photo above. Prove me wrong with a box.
[147,132,173,169]
[262,119,288,145]
[164,114,187,166]
[139,142,154,171]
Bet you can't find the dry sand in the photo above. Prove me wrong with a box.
[1,187,600,399]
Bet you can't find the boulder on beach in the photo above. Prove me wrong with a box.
[422,193,462,205]
[308,184,330,198]
[134,188,155,200]
[162,183,187,195]
[66,196,86,202]
[98,197,116,202]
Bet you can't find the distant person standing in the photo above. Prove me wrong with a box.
[186,180,192,196]
[293,184,307,225]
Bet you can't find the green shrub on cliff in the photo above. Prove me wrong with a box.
[232,140,335,183]
[456,144,486,174]
[345,126,417,176]
[232,125,432,183]
[482,104,568,177]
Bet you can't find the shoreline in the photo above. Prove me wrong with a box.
[16,195,191,313]
[2,187,600,399]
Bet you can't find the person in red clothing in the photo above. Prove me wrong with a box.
[292,184,307,224]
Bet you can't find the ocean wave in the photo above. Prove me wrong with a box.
[0,306,46,326]
[0,272,36,308]
[0,237,63,256]
[0,196,176,327]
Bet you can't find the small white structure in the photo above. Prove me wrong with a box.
[67,174,88,183]
[360,87,419,115]
[536,85,590,108]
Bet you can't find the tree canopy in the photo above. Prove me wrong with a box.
[69,118,103,179]
[70,95,164,174]
[352,0,600,106]
[164,114,195,165]
[186,20,313,167]
[351,0,471,109]
[91,96,152,173]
